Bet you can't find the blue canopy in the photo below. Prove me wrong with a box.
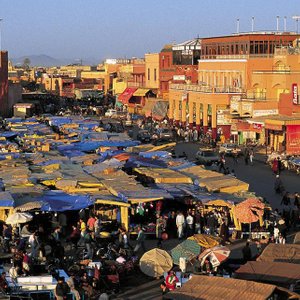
[0,132,19,138]
[0,192,15,207]
[139,151,171,159]
[38,191,94,212]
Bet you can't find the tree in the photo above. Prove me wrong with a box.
[22,57,31,71]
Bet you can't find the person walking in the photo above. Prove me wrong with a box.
[249,149,254,166]
[156,215,165,248]
[218,154,226,173]
[55,277,70,300]
[186,213,194,237]
[134,226,146,254]
[176,211,185,240]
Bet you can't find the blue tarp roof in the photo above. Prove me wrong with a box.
[0,192,15,207]
[49,117,72,127]
[38,191,94,212]
[139,151,171,159]
[125,156,168,168]
[0,132,19,138]
[58,140,140,153]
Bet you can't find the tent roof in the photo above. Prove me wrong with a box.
[235,261,300,286]
[257,243,300,264]
[0,192,15,207]
[166,276,277,300]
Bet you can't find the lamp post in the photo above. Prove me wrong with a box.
[292,16,300,34]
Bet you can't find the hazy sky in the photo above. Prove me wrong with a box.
[1,0,299,61]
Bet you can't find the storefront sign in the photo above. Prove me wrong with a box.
[292,83,299,105]
[265,124,283,131]
[174,75,186,81]
[286,125,300,155]
[253,109,278,117]
[252,123,262,130]
[241,103,252,115]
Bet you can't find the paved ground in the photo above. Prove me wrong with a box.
[175,142,300,210]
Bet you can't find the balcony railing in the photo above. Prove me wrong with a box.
[170,83,244,94]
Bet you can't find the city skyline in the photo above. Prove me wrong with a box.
[1,0,300,63]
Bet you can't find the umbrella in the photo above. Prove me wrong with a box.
[234,198,265,224]
[198,246,230,268]
[6,212,33,225]
[171,239,201,265]
[139,248,173,277]
[188,234,221,249]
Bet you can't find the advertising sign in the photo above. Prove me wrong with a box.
[292,83,299,105]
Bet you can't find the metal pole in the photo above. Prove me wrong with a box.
[276,16,280,32]
[251,17,255,32]
[237,18,240,34]
[284,16,287,32]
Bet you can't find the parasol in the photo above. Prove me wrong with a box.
[171,239,201,265]
[139,248,173,277]
[188,234,221,249]
[234,198,265,224]
[198,246,230,268]
[6,212,33,225]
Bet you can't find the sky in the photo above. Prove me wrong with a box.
[0,0,299,62]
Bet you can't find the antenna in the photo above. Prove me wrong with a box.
[284,16,287,32]
[251,16,255,32]
[276,16,280,32]
[292,16,300,34]
[236,18,240,34]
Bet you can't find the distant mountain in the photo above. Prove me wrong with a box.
[10,54,64,67]
[10,54,100,67]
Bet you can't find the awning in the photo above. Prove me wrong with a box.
[133,88,150,97]
[118,87,138,104]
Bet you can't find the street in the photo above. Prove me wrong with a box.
[175,142,300,210]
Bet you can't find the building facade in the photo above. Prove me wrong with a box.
[0,51,8,116]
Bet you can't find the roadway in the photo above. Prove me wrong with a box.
[175,142,300,210]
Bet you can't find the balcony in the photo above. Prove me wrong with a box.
[170,83,244,94]
[242,92,267,100]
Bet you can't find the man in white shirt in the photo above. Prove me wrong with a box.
[186,213,194,237]
[176,212,185,239]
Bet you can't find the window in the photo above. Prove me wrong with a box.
[147,68,150,81]
[154,68,157,81]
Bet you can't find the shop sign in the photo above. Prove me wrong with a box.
[241,102,252,114]
[253,109,278,117]
[292,83,299,105]
[252,123,262,130]
[174,75,186,81]
[265,124,282,131]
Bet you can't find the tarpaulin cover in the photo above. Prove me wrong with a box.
[0,192,15,207]
[139,151,171,159]
[49,117,72,127]
[58,140,140,153]
[0,132,19,138]
[257,243,300,264]
[36,160,62,167]
[188,234,221,248]
[38,191,94,212]
[5,118,23,123]
[166,276,277,300]
[125,156,168,169]
[171,239,201,264]
[235,261,300,287]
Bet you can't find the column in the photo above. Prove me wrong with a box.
[168,98,174,123]
[211,104,217,140]
[181,100,186,127]
[196,102,201,132]
[174,99,179,126]
[189,100,194,129]
[120,206,129,231]
[203,103,208,133]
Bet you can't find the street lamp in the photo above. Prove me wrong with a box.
[292,16,300,34]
